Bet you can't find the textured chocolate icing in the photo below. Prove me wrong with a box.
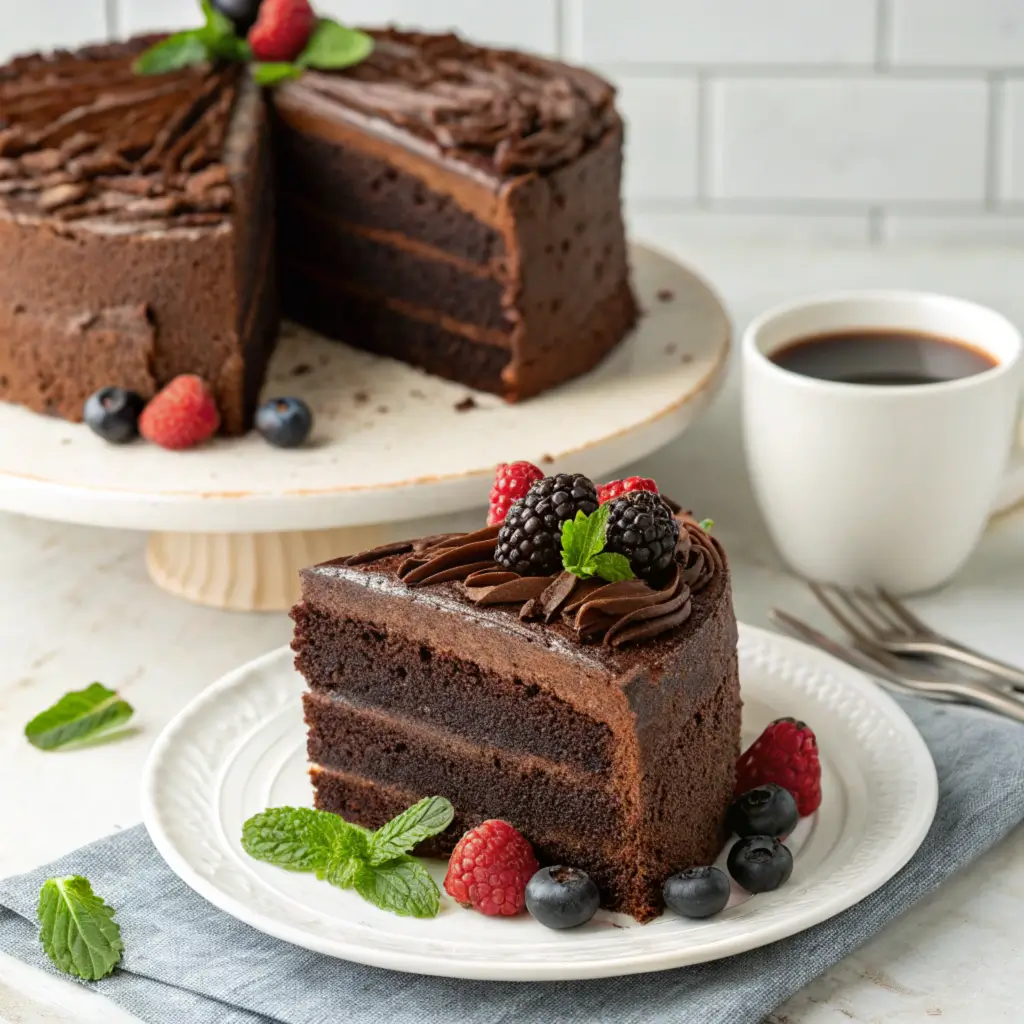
[293,29,617,176]
[0,39,238,227]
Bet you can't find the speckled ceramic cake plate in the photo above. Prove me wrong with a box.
[140,624,938,982]
[0,243,730,611]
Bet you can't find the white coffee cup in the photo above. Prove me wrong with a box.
[742,291,1024,593]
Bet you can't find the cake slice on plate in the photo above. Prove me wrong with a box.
[292,472,740,922]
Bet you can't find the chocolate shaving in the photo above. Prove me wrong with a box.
[342,541,415,566]
[464,569,520,587]
[399,529,499,586]
[468,576,551,606]
[536,571,579,623]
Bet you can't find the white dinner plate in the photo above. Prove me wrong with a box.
[141,625,937,981]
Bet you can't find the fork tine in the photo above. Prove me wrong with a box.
[823,584,893,640]
[877,588,933,634]
[809,583,876,643]
[851,587,909,634]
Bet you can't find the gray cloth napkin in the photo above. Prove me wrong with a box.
[2,694,1023,1024]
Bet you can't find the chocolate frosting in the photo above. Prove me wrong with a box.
[298,29,618,176]
[0,39,238,226]
[343,514,722,649]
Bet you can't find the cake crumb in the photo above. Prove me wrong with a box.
[290,363,312,377]
[664,343,677,355]
[681,353,694,364]
[540,453,555,464]
[454,396,477,412]
[410,388,426,399]
[657,288,675,303]
[376,404,389,415]
[353,390,369,404]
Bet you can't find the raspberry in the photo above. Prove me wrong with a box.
[248,0,315,62]
[494,473,598,576]
[597,476,658,504]
[487,461,543,526]
[444,820,539,917]
[139,375,220,450]
[604,490,679,585]
[735,718,822,817]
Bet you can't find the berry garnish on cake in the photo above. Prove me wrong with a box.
[212,0,262,33]
[597,476,658,504]
[487,461,544,526]
[83,387,146,445]
[248,0,316,63]
[603,489,681,585]
[139,375,221,450]
[443,820,539,917]
[735,718,822,816]
[525,865,600,930]
[255,397,314,448]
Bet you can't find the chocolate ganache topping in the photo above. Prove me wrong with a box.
[297,29,618,176]
[342,514,722,649]
[0,39,239,226]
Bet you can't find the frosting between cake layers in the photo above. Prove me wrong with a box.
[341,515,723,649]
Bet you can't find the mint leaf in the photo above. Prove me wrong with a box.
[134,31,210,75]
[592,552,635,582]
[699,518,714,532]
[242,806,362,871]
[38,877,123,981]
[299,20,374,70]
[561,503,611,576]
[24,684,133,751]
[325,855,363,889]
[368,795,454,866]
[200,0,235,39]
[354,857,440,918]
[253,62,303,86]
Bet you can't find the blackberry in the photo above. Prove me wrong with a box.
[494,473,598,576]
[604,490,680,584]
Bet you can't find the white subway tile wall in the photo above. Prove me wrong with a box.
[4,0,1024,244]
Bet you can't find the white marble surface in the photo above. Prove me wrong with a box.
[0,241,1022,1023]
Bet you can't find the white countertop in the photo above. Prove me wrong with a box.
[1,241,1022,1024]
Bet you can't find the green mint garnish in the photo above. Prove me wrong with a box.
[241,796,454,918]
[38,877,124,981]
[135,1,373,86]
[699,518,714,532]
[560,504,635,583]
[24,683,134,751]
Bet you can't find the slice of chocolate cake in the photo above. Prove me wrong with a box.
[272,30,638,401]
[0,39,278,434]
[292,480,740,922]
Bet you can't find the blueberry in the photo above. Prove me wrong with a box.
[727,836,793,894]
[525,865,600,929]
[727,784,799,839]
[662,866,730,919]
[83,387,145,444]
[255,397,313,448]
[212,0,262,33]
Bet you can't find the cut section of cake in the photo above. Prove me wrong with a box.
[272,29,638,401]
[0,39,278,434]
[292,480,740,922]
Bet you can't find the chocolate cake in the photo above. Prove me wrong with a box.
[0,30,636,432]
[292,509,741,923]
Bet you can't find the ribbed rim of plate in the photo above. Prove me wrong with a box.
[140,624,938,981]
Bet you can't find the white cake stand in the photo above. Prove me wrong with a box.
[0,244,731,610]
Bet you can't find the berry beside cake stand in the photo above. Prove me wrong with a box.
[0,244,731,611]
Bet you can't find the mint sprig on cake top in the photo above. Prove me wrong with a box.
[135,0,373,85]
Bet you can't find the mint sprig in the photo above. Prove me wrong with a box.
[699,518,714,532]
[135,1,374,87]
[241,796,454,917]
[560,504,635,583]
[38,877,124,981]
[24,683,134,751]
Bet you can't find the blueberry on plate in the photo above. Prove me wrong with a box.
[255,397,314,448]
[727,836,793,894]
[525,865,600,929]
[663,866,730,919]
[83,386,146,444]
[727,784,799,839]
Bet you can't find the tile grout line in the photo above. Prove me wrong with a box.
[874,0,891,71]
[985,74,1005,210]
[554,0,565,58]
[867,207,885,244]
[695,72,710,208]
[105,0,120,40]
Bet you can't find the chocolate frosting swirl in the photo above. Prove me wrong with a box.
[0,39,238,226]
[298,29,618,176]
[342,512,722,649]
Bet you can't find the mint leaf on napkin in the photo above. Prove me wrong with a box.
[241,796,453,917]
[368,795,455,866]
[24,683,134,751]
[561,504,636,583]
[299,20,374,70]
[37,876,123,981]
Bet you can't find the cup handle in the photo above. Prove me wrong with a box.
[994,405,1024,513]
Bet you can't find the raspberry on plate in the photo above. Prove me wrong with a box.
[443,819,539,916]
[248,0,315,62]
[735,718,822,817]
[597,476,658,504]
[139,375,220,450]
[487,461,543,526]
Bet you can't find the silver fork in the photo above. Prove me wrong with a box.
[770,609,1024,724]
[809,582,1024,693]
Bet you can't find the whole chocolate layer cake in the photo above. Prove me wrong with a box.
[0,29,637,431]
[292,504,741,923]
